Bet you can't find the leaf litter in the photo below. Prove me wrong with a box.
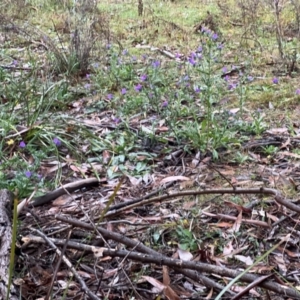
[3,4,300,299]
[16,123,300,299]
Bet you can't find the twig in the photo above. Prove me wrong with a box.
[230,274,273,300]
[109,180,175,211]
[45,229,72,300]
[209,165,235,189]
[30,178,100,207]
[27,225,300,299]
[201,211,270,228]
[55,215,236,295]
[105,187,300,218]
[32,228,100,300]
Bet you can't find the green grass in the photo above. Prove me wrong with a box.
[3,1,300,298]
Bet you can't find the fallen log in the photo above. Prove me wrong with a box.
[0,190,18,300]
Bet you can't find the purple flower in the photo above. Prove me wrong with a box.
[197,46,202,53]
[217,43,223,50]
[122,49,128,55]
[152,60,160,68]
[19,141,26,148]
[134,84,142,92]
[142,54,147,60]
[190,52,196,59]
[106,44,111,49]
[86,74,91,79]
[228,83,237,90]
[188,57,196,66]
[272,77,279,84]
[183,75,189,81]
[107,94,113,100]
[121,88,127,95]
[93,63,99,69]
[212,33,218,40]
[25,171,32,178]
[84,83,91,89]
[12,60,18,66]
[162,101,168,107]
[132,56,137,61]
[222,67,228,73]
[296,89,300,95]
[113,117,121,124]
[140,74,147,81]
[248,76,254,82]
[53,137,61,146]
[175,52,181,58]
[194,86,201,93]
[224,75,230,82]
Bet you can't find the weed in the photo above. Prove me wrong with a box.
[175,225,199,251]
[262,145,278,156]
[233,151,250,164]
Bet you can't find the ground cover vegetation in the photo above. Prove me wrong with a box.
[2,0,300,298]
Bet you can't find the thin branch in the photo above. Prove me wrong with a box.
[104,187,300,218]
[55,215,235,295]
[26,228,300,299]
[32,228,101,300]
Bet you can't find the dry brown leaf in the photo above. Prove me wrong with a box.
[266,127,288,135]
[183,201,196,210]
[211,222,233,228]
[177,248,193,261]
[70,165,88,173]
[163,266,170,286]
[205,288,214,299]
[52,194,73,206]
[103,268,118,279]
[233,255,253,266]
[180,180,194,190]
[229,210,242,233]
[280,151,300,159]
[156,126,169,132]
[160,176,190,184]
[142,276,165,293]
[102,150,111,164]
[164,286,180,300]
[223,240,234,258]
[92,246,105,258]
[127,175,142,186]
[224,201,251,213]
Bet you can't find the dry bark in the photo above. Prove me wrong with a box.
[0,190,18,300]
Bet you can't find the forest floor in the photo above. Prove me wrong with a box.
[2,0,300,299]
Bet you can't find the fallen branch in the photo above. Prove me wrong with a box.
[55,215,300,299]
[55,215,236,296]
[32,228,100,300]
[29,178,100,207]
[104,187,300,218]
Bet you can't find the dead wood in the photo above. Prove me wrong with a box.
[55,215,300,299]
[0,190,18,300]
[104,187,300,218]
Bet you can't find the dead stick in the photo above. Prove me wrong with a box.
[55,215,235,295]
[105,187,300,218]
[32,228,100,300]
